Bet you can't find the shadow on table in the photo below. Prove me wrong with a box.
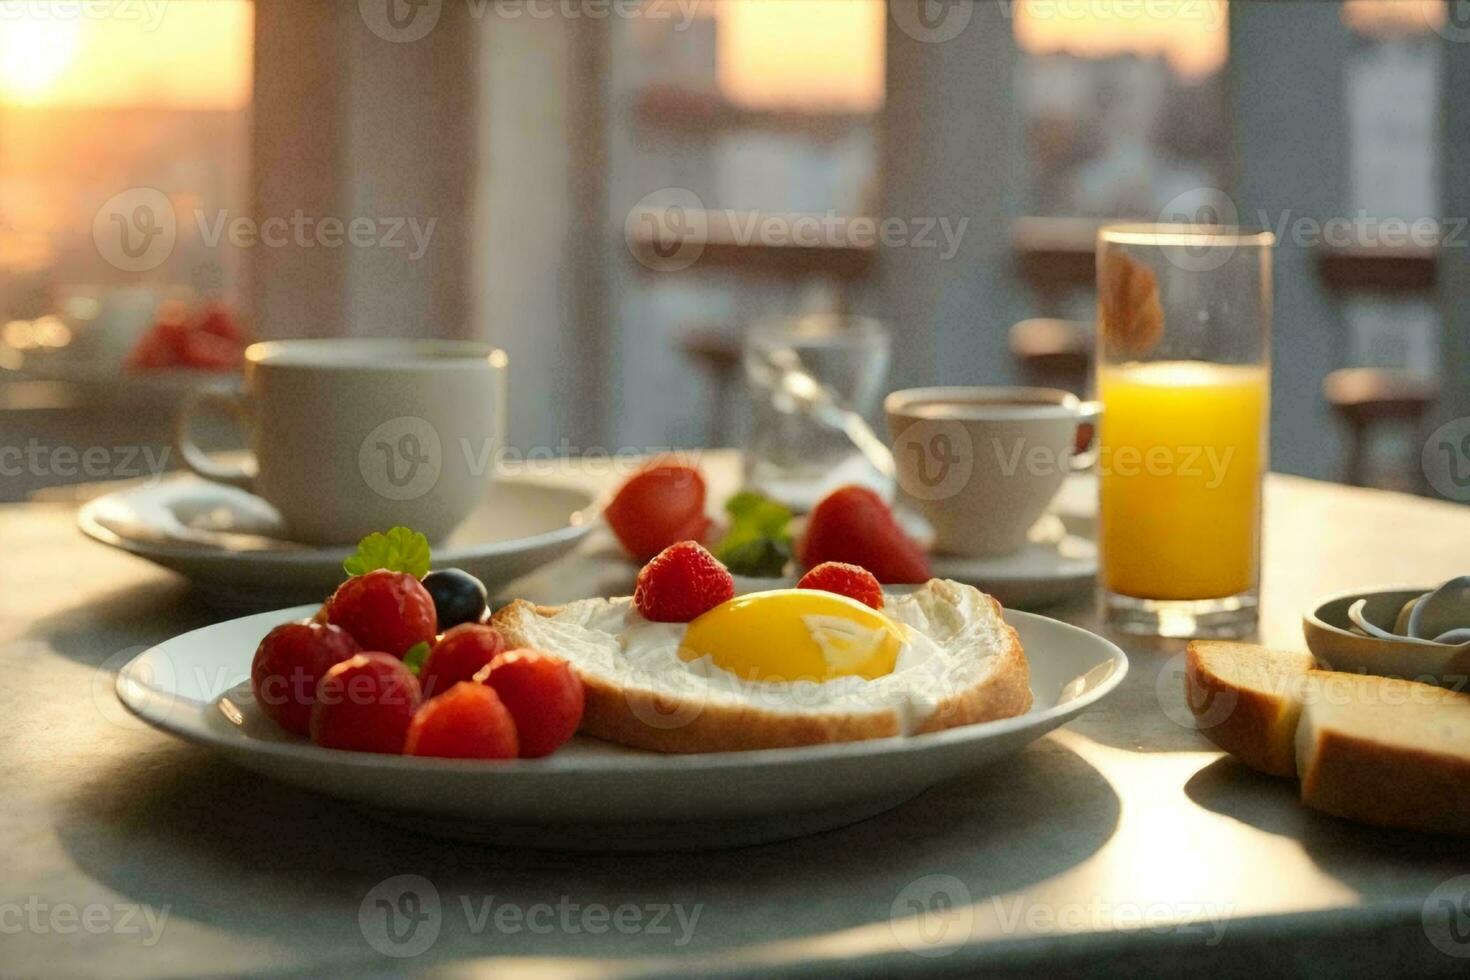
[1184,756,1464,885]
[22,581,218,667]
[57,737,1121,968]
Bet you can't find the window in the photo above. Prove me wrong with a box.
[0,1,252,371]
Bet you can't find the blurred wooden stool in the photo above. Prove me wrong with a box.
[1009,318,1091,394]
[1322,368,1439,491]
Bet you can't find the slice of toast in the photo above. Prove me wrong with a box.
[1184,641,1317,777]
[1296,683,1470,835]
[1187,639,1470,833]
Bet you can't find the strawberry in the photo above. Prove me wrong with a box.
[633,541,735,623]
[797,561,884,609]
[798,485,931,585]
[604,462,710,561]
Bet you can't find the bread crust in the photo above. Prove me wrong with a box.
[1184,641,1316,777]
[493,591,1031,753]
[1299,728,1470,835]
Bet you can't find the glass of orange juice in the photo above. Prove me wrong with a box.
[1096,224,1273,637]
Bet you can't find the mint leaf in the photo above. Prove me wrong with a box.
[343,526,432,579]
[715,492,793,577]
[401,641,431,676]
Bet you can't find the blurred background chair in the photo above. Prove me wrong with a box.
[1322,367,1439,492]
[1008,318,1092,395]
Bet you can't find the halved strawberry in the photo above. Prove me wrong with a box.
[604,461,711,562]
[798,486,931,585]
[633,540,735,623]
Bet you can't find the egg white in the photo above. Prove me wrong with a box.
[502,579,1020,736]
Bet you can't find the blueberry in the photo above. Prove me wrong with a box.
[422,568,488,629]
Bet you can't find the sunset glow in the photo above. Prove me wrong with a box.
[0,0,252,109]
[717,0,885,113]
[1014,0,1229,80]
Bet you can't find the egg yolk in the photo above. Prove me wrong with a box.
[679,589,904,682]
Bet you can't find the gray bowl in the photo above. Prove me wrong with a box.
[1303,586,1470,688]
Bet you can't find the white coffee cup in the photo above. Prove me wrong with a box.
[176,338,507,545]
[885,386,1099,558]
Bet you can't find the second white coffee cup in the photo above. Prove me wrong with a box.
[886,386,1099,558]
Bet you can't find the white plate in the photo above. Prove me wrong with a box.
[79,475,598,608]
[114,604,1127,850]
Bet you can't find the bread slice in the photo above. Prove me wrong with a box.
[1296,682,1470,834]
[493,579,1032,754]
[1188,640,1470,833]
[1184,641,1318,776]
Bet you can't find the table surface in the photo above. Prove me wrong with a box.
[5,453,1470,979]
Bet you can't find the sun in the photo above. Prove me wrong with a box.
[0,16,83,105]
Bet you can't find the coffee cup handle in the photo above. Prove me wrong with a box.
[175,388,257,492]
[1070,400,1103,472]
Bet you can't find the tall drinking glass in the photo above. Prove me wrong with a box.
[1095,224,1273,638]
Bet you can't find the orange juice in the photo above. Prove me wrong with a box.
[1098,361,1268,600]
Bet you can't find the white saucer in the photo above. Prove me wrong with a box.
[78,475,598,608]
[927,513,1097,610]
[115,603,1127,850]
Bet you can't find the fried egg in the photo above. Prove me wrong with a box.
[492,579,1032,753]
